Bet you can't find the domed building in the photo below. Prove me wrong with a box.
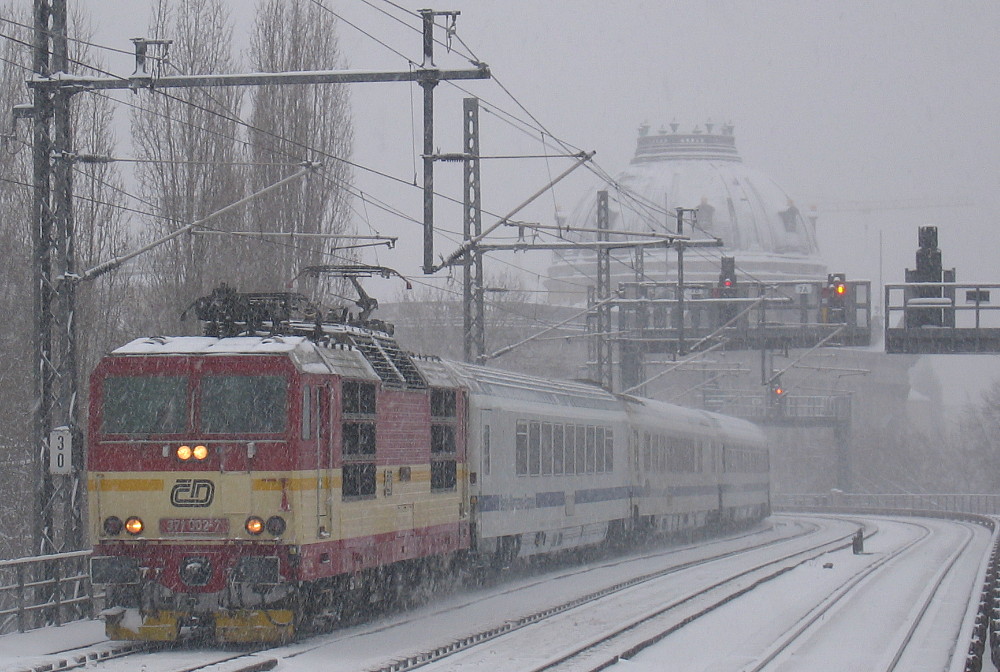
[546,123,827,304]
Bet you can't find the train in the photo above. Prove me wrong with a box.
[87,286,770,643]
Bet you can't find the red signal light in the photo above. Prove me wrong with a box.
[723,279,733,288]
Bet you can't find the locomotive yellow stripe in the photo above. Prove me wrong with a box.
[90,478,164,492]
[252,476,334,491]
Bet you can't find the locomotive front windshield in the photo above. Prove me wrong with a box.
[201,375,287,434]
[102,375,188,434]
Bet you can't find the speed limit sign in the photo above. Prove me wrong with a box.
[49,427,72,475]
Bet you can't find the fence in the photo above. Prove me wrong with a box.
[775,492,1000,516]
[0,550,96,635]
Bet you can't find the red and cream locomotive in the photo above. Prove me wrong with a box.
[88,286,769,642]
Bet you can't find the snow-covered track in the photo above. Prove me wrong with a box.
[28,645,279,672]
[737,518,983,672]
[3,640,149,672]
[329,517,864,672]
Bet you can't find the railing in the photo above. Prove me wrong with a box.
[775,491,1000,516]
[885,282,1000,353]
[0,549,98,634]
[710,392,850,422]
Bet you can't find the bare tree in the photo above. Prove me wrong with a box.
[246,0,354,300]
[68,9,132,381]
[130,0,247,333]
[0,1,34,558]
[954,379,1000,492]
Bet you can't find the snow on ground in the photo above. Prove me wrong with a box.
[0,516,989,672]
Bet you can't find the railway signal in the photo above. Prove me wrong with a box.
[768,377,786,411]
[824,273,848,323]
[717,256,739,324]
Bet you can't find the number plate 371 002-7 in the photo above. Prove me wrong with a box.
[159,518,230,536]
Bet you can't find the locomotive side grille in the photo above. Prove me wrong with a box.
[350,333,426,388]
[374,335,426,388]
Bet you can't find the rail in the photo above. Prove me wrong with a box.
[775,490,1000,672]
[0,549,98,634]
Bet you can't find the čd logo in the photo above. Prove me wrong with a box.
[171,479,215,507]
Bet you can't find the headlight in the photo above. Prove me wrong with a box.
[192,444,208,460]
[245,516,264,535]
[103,516,123,536]
[124,516,144,535]
[177,445,192,460]
[265,516,286,536]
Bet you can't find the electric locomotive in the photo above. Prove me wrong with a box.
[88,286,769,643]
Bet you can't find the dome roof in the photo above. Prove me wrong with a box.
[545,125,827,304]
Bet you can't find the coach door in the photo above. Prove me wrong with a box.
[472,409,494,544]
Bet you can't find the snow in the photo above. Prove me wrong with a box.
[0,516,989,672]
[113,336,311,354]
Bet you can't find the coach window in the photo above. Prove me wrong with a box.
[483,425,491,476]
[604,429,614,472]
[528,421,541,476]
[575,425,586,474]
[540,423,553,476]
[564,425,576,475]
[553,425,564,475]
[586,426,596,474]
[643,432,652,472]
[595,427,606,473]
[516,421,528,475]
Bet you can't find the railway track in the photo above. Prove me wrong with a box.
[5,519,815,672]
[496,516,985,672]
[400,515,871,672]
[263,515,859,671]
[744,518,983,672]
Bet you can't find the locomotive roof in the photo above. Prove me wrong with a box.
[110,335,380,381]
[113,335,313,355]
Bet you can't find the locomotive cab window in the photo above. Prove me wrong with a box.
[201,375,287,434]
[102,375,188,435]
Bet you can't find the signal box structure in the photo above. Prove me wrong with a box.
[610,277,872,391]
[884,227,1000,353]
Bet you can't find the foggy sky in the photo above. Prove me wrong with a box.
[71,0,1000,297]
